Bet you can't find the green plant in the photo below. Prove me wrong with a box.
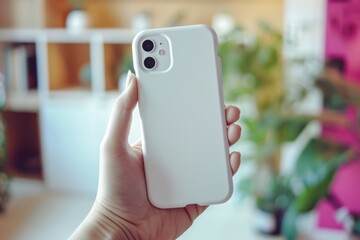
[69,0,85,10]
[282,139,350,240]
[281,62,360,240]
[219,21,357,239]
[219,22,311,202]
[256,175,294,213]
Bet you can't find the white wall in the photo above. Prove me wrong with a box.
[11,0,44,28]
[284,0,327,60]
[281,0,327,174]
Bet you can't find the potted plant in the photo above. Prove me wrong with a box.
[282,59,360,240]
[281,138,351,240]
[218,22,312,235]
[66,0,87,32]
[219,21,360,239]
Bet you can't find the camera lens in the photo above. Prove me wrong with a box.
[142,39,154,52]
[144,57,156,69]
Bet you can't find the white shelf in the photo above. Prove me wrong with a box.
[0,28,135,43]
[46,89,93,99]
[0,28,133,97]
[6,91,39,112]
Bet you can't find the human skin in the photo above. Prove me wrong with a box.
[69,72,242,240]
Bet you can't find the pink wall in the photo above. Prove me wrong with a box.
[325,0,360,83]
[317,0,360,230]
[323,0,360,148]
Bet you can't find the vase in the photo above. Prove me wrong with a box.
[254,207,284,235]
[66,10,88,32]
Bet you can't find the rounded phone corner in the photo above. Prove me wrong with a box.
[197,182,234,206]
[147,192,167,209]
[148,192,187,209]
[195,24,219,46]
[213,181,234,205]
[220,183,234,203]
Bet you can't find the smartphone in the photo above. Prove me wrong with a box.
[132,25,233,208]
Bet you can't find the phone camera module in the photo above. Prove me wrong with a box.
[142,39,155,52]
[144,57,156,70]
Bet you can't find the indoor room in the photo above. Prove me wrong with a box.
[0,0,359,239]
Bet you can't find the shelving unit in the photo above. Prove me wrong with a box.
[6,91,39,112]
[0,29,136,187]
[3,111,42,180]
[0,28,134,94]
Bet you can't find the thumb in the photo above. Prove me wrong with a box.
[102,71,138,153]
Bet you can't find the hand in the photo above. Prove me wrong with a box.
[70,72,242,240]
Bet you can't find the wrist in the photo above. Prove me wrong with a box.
[92,201,141,240]
[70,202,140,240]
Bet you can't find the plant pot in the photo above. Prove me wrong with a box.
[66,9,88,32]
[254,207,284,235]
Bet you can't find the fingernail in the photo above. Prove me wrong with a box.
[126,70,133,87]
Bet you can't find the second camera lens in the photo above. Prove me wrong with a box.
[142,39,154,52]
[144,57,156,69]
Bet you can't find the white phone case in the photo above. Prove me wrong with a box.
[132,25,233,208]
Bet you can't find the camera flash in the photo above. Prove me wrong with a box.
[159,49,166,56]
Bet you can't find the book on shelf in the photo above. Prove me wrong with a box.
[3,44,38,96]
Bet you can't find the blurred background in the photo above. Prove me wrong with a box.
[0,0,359,239]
